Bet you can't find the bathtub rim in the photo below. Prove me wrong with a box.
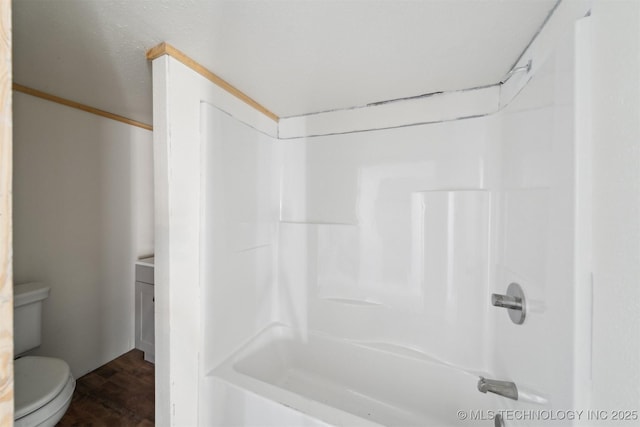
[207,322,503,426]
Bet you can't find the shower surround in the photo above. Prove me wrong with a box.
[151,6,592,427]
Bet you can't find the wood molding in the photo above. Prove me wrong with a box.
[0,0,13,424]
[12,83,153,131]
[146,42,279,122]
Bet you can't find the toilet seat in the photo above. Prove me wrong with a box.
[14,356,76,427]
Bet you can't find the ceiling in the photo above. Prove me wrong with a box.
[13,0,558,124]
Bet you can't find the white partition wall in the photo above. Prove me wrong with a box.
[152,55,202,427]
[151,54,278,426]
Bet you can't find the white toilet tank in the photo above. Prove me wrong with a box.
[14,283,51,356]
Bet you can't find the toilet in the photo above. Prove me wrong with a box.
[13,283,76,427]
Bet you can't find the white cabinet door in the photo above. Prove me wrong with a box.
[135,281,155,362]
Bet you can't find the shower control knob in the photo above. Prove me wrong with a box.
[491,282,526,325]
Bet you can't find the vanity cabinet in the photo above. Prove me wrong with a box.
[135,257,155,363]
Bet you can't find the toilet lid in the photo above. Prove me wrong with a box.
[14,356,71,419]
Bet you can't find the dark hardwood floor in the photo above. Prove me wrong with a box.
[57,349,154,426]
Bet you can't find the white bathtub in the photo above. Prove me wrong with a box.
[211,324,501,426]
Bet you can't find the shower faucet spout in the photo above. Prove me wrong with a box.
[477,377,518,400]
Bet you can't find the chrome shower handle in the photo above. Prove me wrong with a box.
[492,282,526,325]
[491,293,522,311]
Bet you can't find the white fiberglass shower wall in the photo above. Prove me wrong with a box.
[151,4,617,426]
[264,24,580,422]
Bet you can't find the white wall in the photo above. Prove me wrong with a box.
[590,0,640,413]
[277,116,497,373]
[13,92,154,378]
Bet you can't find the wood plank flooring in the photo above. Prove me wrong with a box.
[57,349,154,426]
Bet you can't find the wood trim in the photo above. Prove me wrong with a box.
[12,83,153,131]
[146,42,279,122]
[0,0,13,424]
